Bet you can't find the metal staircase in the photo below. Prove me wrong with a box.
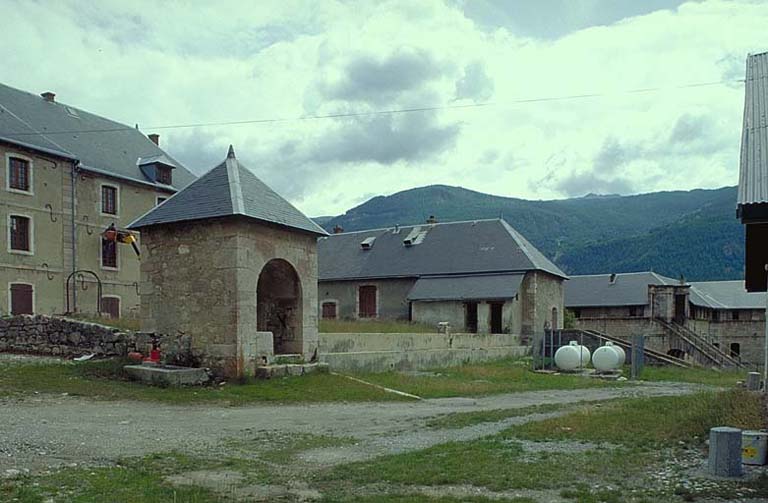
[655,319,745,369]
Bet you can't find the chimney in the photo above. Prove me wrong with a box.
[148,133,160,146]
[609,273,617,284]
[426,215,437,224]
[41,92,55,102]
[333,225,344,234]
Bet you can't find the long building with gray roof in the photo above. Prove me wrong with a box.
[318,218,566,336]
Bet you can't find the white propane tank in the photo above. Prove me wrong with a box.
[611,343,626,366]
[555,341,591,370]
[593,342,623,371]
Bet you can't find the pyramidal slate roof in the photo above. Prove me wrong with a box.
[318,218,567,281]
[0,82,196,191]
[128,146,327,236]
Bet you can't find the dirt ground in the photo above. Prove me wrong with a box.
[0,381,706,473]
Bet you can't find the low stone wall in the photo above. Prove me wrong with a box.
[318,332,528,373]
[0,315,190,362]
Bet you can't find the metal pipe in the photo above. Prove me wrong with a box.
[70,162,78,312]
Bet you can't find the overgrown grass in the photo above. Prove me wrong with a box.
[640,365,746,387]
[355,358,621,398]
[319,389,768,502]
[320,319,435,333]
[425,402,571,429]
[509,389,765,447]
[0,358,406,404]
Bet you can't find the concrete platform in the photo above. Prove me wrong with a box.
[124,364,209,386]
[255,362,329,379]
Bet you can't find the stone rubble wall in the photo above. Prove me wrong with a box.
[0,314,190,361]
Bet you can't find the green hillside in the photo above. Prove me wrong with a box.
[319,185,743,281]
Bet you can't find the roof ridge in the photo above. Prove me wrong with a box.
[323,218,504,237]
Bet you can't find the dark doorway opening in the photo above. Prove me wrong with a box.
[465,302,478,333]
[257,259,302,354]
[674,294,686,322]
[730,342,741,359]
[490,302,504,334]
[667,348,686,359]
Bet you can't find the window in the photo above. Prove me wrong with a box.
[101,237,117,269]
[573,308,582,319]
[732,310,740,321]
[101,185,118,215]
[9,283,33,315]
[8,156,30,192]
[100,296,120,319]
[9,215,31,252]
[156,196,167,206]
[156,166,172,185]
[321,301,337,320]
[629,306,641,317]
[712,310,720,322]
[358,285,377,318]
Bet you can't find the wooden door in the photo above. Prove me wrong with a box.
[10,284,33,315]
[101,297,120,319]
[465,302,478,333]
[490,302,503,334]
[358,286,377,318]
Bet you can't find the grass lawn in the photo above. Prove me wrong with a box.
[355,358,623,398]
[0,358,405,405]
[640,365,747,387]
[319,319,435,333]
[319,389,768,502]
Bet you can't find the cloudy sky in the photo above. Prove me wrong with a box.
[0,0,764,216]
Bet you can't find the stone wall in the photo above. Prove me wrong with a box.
[0,314,190,361]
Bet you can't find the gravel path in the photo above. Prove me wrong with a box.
[0,381,707,473]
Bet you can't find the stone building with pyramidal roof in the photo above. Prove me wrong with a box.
[129,146,327,376]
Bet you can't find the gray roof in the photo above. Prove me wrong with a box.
[0,82,196,191]
[565,272,677,307]
[129,146,328,236]
[407,273,524,301]
[318,218,567,281]
[689,280,766,309]
[739,52,768,207]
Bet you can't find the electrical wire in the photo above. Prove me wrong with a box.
[0,78,744,138]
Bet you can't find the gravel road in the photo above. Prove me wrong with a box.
[0,381,707,473]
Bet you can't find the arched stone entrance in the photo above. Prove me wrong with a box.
[257,259,303,355]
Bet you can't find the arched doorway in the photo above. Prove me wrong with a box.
[257,259,302,355]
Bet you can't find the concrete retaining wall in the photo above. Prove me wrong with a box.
[318,332,528,372]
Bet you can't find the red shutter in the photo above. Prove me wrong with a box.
[358,286,377,318]
[322,302,337,319]
[10,284,33,315]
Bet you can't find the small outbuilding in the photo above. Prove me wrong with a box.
[129,146,327,376]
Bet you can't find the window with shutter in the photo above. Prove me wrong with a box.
[322,302,337,319]
[9,215,31,252]
[101,185,118,215]
[100,297,120,318]
[10,283,33,315]
[8,157,30,192]
[358,286,377,318]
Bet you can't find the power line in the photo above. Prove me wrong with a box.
[0,78,744,138]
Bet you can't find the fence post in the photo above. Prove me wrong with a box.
[631,334,645,380]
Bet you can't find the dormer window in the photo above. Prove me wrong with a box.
[156,165,172,185]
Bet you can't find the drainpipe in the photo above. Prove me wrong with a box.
[70,161,79,312]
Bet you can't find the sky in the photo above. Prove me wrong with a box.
[0,0,764,216]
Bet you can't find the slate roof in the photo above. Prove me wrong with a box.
[129,146,327,236]
[0,82,196,191]
[739,52,768,207]
[318,218,567,281]
[564,272,677,307]
[407,273,525,301]
[688,280,766,309]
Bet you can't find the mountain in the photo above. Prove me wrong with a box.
[320,185,743,281]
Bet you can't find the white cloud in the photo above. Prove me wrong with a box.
[0,0,764,216]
